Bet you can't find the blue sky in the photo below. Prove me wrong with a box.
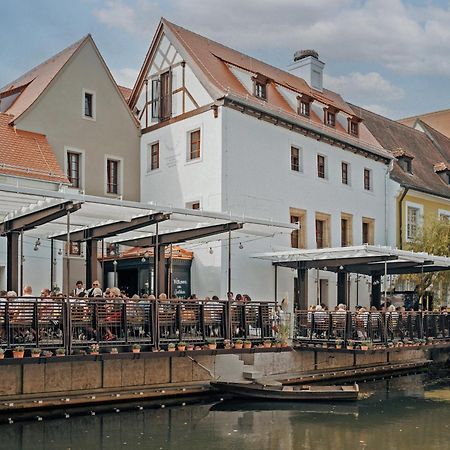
[2,0,450,119]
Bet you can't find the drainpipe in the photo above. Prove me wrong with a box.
[398,187,409,249]
[384,159,394,246]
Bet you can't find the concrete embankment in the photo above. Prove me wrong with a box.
[0,344,449,415]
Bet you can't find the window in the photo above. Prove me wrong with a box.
[317,155,326,179]
[299,100,310,117]
[341,213,353,247]
[398,157,413,174]
[291,146,300,172]
[439,210,450,221]
[190,202,200,210]
[67,152,81,188]
[189,129,201,160]
[341,162,349,185]
[254,81,267,100]
[407,206,421,240]
[82,90,95,120]
[150,142,159,171]
[68,241,81,256]
[349,120,359,137]
[290,208,307,249]
[325,110,335,127]
[362,217,375,245]
[364,168,372,191]
[107,159,119,194]
[315,212,331,249]
[151,70,172,121]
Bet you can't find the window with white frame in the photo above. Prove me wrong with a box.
[149,142,159,171]
[67,151,81,188]
[317,154,327,179]
[439,209,450,221]
[364,168,372,191]
[406,204,422,241]
[291,146,301,172]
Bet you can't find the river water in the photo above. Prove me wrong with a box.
[1,374,450,450]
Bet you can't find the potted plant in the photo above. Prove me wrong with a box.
[89,343,100,355]
[234,339,243,349]
[346,340,354,350]
[277,323,290,347]
[223,339,232,349]
[263,340,272,349]
[207,338,217,350]
[177,341,186,351]
[42,350,53,357]
[110,347,119,354]
[13,346,25,359]
[427,337,434,345]
[55,348,65,357]
[360,340,370,351]
[132,343,141,354]
[186,343,195,351]
[335,338,343,350]
[168,343,176,352]
[31,348,41,358]
[243,340,252,349]
[0,349,4,360]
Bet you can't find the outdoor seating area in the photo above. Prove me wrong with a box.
[294,308,450,349]
[0,297,283,358]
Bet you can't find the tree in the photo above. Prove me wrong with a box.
[399,215,450,306]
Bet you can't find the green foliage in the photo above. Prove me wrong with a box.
[400,215,450,304]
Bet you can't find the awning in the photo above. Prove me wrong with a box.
[250,245,450,275]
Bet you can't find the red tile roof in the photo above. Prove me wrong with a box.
[0,36,89,123]
[118,85,132,102]
[0,113,68,183]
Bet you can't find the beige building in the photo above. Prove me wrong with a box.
[0,35,140,201]
[399,109,450,139]
[0,35,141,293]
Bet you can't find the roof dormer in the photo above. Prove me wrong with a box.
[434,162,450,184]
[252,73,270,101]
[393,148,414,174]
[323,105,339,128]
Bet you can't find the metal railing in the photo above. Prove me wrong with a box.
[294,310,450,345]
[0,297,279,352]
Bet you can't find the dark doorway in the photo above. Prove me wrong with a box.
[118,268,139,297]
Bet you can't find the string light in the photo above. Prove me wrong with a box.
[209,247,214,254]
[239,242,244,249]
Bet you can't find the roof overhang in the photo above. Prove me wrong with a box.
[251,245,450,275]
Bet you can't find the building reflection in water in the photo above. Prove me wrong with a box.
[1,375,450,450]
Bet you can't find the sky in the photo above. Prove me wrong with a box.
[2,0,450,119]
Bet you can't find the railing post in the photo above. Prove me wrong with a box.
[176,303,182,341]
[123,303,128,344]
[5,302,10,348]
[153,300,160,349]
[33,300,39,348]
[225,301,231,340]
[199,302,206,342]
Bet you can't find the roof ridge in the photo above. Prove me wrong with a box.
[399,107,450,122]
[0,35,89,93]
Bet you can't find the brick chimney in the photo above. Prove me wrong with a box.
[288,50,324,92]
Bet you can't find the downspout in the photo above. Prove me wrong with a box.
[384,159,394,246]
[398,187,409,250]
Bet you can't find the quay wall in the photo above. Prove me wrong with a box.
[0,346,447,409]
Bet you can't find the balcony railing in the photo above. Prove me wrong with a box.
[294,310,450,345]
[0,297,279,352]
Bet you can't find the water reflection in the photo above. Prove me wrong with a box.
[1,374,449,450]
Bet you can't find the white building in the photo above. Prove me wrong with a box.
[129,19,393,308]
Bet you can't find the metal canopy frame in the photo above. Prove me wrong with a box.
[251,245,450,309]
[116,222,243,247]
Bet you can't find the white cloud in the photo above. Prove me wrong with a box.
[92,0,450,77]
[111,67,139,88]
[324,71,405,104]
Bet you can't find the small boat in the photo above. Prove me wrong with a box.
[210,380,359,401]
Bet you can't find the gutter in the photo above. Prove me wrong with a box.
[398,187,409,249]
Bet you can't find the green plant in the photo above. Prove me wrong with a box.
[207,338,217,344]
[132,343,141,350]
[277,323,290,341]
[178,341,187,347]
[244,340,251,345]
[31,348,41,354]
[235,339,243,344]
[0,349,5,354]
[168,343,176,348]
[14,346,25,352]
[56,348,65,355]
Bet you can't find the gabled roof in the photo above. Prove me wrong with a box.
[0,113,68,184]
[130,18,387,159]
[399,108,450,137]
[118,85,132,102]
[0,36,89,123]
[350,104,450,199]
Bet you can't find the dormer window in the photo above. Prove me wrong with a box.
[323,106,338,127]
[252,73,269,100]
[297,94,313,117]
[393,148,414,174]
[348,116,361,137]
[434,162,450,184]
[151,69,172,121]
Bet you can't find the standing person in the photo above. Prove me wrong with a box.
[72,281,85,297]
[23,286,33,297]
[87,281,102,297]
[227,292,234,302]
